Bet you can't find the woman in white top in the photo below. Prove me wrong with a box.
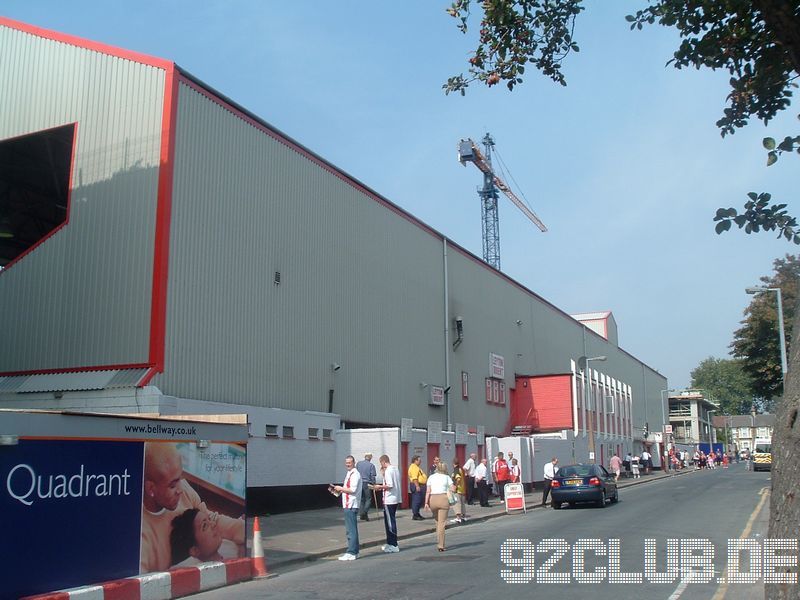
[425,462,456,551]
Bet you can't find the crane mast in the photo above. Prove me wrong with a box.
[458,133,546,270]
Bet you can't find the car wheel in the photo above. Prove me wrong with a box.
[552,501,562,509]
[610,489,619,503]
[596,490,606,508]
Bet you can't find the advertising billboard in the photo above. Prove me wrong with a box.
[0,411,247,600]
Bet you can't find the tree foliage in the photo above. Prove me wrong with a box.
[730,254,800,403]
[690,356,755,415]
[445,0,800,242]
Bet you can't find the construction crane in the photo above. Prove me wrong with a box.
[458,133,546,270]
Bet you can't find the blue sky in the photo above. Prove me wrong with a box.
[5,1,797,388]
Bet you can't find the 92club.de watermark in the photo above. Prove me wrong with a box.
[500,538,798,585]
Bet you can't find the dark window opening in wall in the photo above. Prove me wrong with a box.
[0,124,74,269]
[282,426,294,438]
[322,428,333,440]
[265,424,278,437]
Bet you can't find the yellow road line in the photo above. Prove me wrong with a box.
[711,486,770,600]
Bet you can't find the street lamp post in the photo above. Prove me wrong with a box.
[746,286,788,388]
[660,389,675,470]
[580,355,607,464]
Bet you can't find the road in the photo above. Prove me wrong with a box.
[194,464,773,600]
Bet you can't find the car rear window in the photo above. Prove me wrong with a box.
[558,465,592,477]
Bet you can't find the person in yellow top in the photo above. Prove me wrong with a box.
[408,455,427,520]
[452,459,467,523]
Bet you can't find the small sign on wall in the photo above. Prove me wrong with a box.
[461,371,469,399]
[429,386,445,406]
[427,421,443,443]
[401,418,413,442]
[455,423,468,445]
[489,353,505,378]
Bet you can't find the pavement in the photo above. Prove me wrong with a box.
[251,468,697,573]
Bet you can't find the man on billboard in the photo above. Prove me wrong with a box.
[140,443,245,572]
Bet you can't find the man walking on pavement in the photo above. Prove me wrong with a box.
[372,454,401,553]
[356,452,376,521]
[331,455,362,561]
[463,453,477,505]
[541,457,558,507]
[641,449,651,474]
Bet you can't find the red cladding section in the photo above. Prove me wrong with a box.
[102,578,141,600]
[510,374,574,433]
[147,65,179,375]
[170,567,201,598]
[225,559,253,583]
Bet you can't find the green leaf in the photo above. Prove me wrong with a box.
[767,152,778,166]
[763,137,776,150]
[715,220,732,234]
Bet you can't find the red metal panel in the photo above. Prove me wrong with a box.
[530,375,574,431]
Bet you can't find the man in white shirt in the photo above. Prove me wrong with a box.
[541,457,558,507]
[372,455,401,553]
[462,453,477,505]
[474,458,490,507]
[331,455,361,561]
[641,449,651,474]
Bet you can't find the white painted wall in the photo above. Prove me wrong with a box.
[336,428,401,483]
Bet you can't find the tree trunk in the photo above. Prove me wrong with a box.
[765,295,800,599]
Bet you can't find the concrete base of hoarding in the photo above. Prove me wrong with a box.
[21,558,253,600]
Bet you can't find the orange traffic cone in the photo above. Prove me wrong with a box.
[252,517,269,578]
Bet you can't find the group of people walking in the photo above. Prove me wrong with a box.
[333,450,523,558]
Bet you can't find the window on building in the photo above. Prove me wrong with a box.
[308,427,319,439]
[757,427,770,438]
[739,427,750,438]
[0,124,75,269]
[322,428,333,440]
[265,424,278,437]
[282,426,294,438]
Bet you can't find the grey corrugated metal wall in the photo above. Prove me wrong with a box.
[0,25,164,371]
[155,82,447,426]
[157,80,666,434]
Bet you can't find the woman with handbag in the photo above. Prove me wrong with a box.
[425,462,456,552]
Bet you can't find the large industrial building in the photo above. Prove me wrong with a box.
[0,17,668,509]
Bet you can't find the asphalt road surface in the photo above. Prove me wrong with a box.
[194,464,774,600]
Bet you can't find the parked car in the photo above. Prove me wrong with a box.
[550,463,618,509]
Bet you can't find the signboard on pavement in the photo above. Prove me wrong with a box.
[504,483,526,513]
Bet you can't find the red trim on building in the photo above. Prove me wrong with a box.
[0,17,173,71]
[147,65,179,376]
[0,363,150,377]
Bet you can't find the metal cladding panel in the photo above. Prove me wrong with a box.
[155,82,446,425]
[0,25,165,371]
[529,375,573,431]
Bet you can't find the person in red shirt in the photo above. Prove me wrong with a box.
[492,452,510,502]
